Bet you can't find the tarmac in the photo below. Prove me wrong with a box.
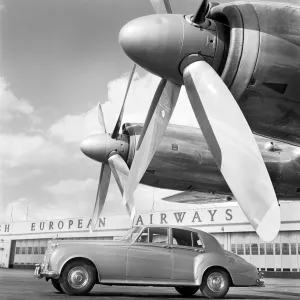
[0,269,299,300]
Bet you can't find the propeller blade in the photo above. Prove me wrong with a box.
[192,0,209,24]
[108,153,136,219]
[111,64,137,139]
[150,0,172,14]
[89,163,111,232]
[97,103,106,134]
[123,80,181,208]
[137,79,167,149]
[183,60,280,242]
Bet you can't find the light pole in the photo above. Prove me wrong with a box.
[26,199,29,221]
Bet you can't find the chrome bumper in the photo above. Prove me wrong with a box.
[34,264,59,280]
[256,271,265,287]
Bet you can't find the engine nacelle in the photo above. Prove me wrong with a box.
[210,2,300,144]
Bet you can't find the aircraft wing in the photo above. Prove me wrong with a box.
[162,191,236,204]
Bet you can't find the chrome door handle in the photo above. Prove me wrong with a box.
[194,248,205,253]
[162,245,172,249]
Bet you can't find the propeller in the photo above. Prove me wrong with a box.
[81,64,136,231]
[119,0,280,241]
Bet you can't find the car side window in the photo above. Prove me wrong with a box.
[172,228,192,247]
[136,227,168,244]
[172,229,204,248]
[192,232,204,248]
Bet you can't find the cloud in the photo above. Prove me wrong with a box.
[0,78,36,122]
[43,178,98,195]
[48,107,100,144]
[0,133,67,168]
[0,198,29,222]
[48,70,199,144]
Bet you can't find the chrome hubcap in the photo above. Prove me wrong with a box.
[207,272,225,292]
[67,266,89,289]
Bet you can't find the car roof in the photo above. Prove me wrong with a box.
[134,224,223,252]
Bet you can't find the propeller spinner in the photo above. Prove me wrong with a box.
[80,64,137,231]
[119,0,280,242]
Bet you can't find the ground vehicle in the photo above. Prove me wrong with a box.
[34,225,264,298]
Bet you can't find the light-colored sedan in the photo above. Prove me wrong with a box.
[34,225,264,298]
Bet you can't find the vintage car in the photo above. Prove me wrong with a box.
[34,225,264,298]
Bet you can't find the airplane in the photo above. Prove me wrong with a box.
[81,121,300,202]
[81,0,300,242]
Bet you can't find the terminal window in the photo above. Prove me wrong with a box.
[282,243,289,255]
[245,244,250,255]
[266,243,274,255]
[275,243,280,255]
[15,247,20,254]
[237,244,244,255]
[231,244,236,254]
[260,243,265,255]
[291,243,296,255]
[251,244,258,255]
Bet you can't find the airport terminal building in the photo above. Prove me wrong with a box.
[1,202,300,278]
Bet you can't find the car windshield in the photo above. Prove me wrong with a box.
[121,227,141,242]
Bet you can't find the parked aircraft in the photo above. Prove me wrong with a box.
[81,0,300,242]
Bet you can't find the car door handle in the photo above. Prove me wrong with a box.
[194,248,205,253]
[162,245,173,249]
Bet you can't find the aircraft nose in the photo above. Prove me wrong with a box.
[119,14,184,84]
[80,134,109,163]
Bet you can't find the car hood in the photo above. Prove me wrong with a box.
[49,239,129,248]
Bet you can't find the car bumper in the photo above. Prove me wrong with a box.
[256,271,265,287]
[256,278,265,287]
[34,264,59,280]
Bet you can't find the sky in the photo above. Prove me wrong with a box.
[0,0,214,223]
[1,0,299,223]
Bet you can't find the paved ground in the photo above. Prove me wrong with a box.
[0,269,299,300]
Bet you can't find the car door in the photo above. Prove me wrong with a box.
[126,227,173,280]
[171,228,205,282]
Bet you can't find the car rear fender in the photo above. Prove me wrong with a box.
[197,261,233,286]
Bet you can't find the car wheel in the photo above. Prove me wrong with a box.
[59,260,96,296]
[51,278,64,293]
[175,286,199,297]
[200,268,230,299]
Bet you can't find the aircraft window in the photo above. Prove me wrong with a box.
[172,144,178,151]
[275,243,280,255]
[282,243,289,255]
[251,244,258,255]
[237,244,244,255]
[291,243,296,255]
[260,243,265,255]
[136,227,168,244]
